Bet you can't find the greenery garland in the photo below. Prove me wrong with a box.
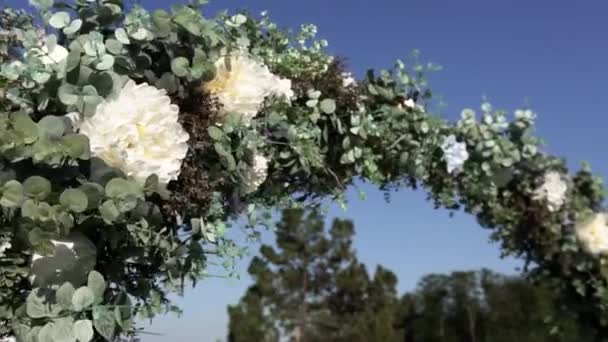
[0,1,606,340]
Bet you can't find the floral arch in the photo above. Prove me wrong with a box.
[0,1,607,341]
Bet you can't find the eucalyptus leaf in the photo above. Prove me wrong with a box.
[49,11,70,29]
[60,188,88,213]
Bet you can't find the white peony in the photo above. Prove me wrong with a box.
[79,80,190,184]
[206,52,293,123]
[31,232,97,287]
[576,213,608,256]
[241,154,269,194]
[533,171,568,212]
[440,135,469,174]
[341,72,356,87]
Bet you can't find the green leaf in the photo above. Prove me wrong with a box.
[73,320,94,342]
[12,112,39,144]
[96,54,114,71]
[79,183,104,209]
[22,199,39,219]
[1,180,24,208]
[38,116,66,138]
[114,28,130,45]
[320,99,337,114]
[62,134,91,160]
[60,188,88,213]
[72,286,95,312]
[105,178,130,198]
[50,12,71,29]
[29,0,54,9]
[171,57,190,77]
[23,176,52,200]
[59,84,80,105]
[63,19,82,35]
[88,72,114,97]
[99,200,119,223]
[87,271,106,304]
[51,317,76,342]
[93,305,116,341]
[152,9,172,35]
[57,282,76,310]
[38,322,55,342]
[104,39,123,55]
[26,289,56,318]
[207,126,224,141]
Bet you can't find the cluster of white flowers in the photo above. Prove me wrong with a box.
[79,80,190,184]
[440,135,469,174]
[206,52,293,123]
[341,72,356,87]
[533,171,568,212]
[240,154,269,194]
[403,98,416,109]
[0,239,11,257]
[576,213,608,256]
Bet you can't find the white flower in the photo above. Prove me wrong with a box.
[341,72,356,87]
[441,135,469,174]
[576,213,608,256]
[241,154,269,194]
[0,240,11,257]
[31,232,97,287]
[533,171,568,212]
[0,336,16,342]
[403,98,416,109]
[79,80,190,184]
[206,52,293,123]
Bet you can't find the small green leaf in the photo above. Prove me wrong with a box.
[50,11,71,29]
[114,28,130,44]
[57,282,76,310]
[320,99,336,114]
[93,306,116,341]
[63,19,82,35]
[72,286,95,312]
[99,200,119,223]
[207,126,224,141]
[87,271,106,304]
[60,188,88,213]
[12,112,39,143]
[38,116,66,138]
[73,320,94,342]
[51,317,76,342]
[105,178,130,198]
[1,180,24,208]
[171,57,190,77]
[58,84,80,105]
[23,176,52,200]
[26,289,56,318]
[96,54,114,71]
[62,134,91,160]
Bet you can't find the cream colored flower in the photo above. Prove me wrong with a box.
[206,52,293,123]
[342,72,356,87]
[404,98,416,109]
[241,154,269,194]
[576,213,608,256]
[533,171,568,212]
[79,80,189,184]
[441,135,469,174]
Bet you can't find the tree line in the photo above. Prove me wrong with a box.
[227,209,593,342]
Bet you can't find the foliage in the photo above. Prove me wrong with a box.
[228,209,592,342]
[0,0,606,340]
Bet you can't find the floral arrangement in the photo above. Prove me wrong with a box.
[0,1,607,341]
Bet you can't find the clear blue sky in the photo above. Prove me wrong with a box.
[6,0,608,341]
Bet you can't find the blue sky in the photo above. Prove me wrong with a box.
[6,0,608,341]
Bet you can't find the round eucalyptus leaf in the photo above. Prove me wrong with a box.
[49,11,70,29]
[12,112,39,144]
[61,134,91,160]
[78,183,104,209]
[63,19,82,36]
[95,54,114,71]
[38,116,66,139]
[23,176,51,200]
[60,189,88,213]
[73,319,94,342]
[171,57,190,77]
